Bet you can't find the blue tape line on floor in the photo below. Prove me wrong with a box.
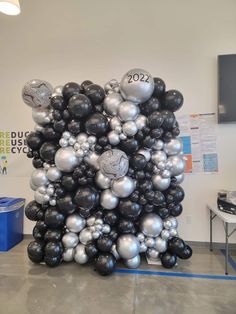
[220,249,236,271]
[114,268,236,280]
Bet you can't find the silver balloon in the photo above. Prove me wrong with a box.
[74,244,89,264]
[95,170,111,189]
[76,133,88,143]
[108,131,120,145]
[103,92,123,116]
[111,244,120,260]
[100,189,119,210]
[102,224,111,234]
[169,216,178,229]
[124,255,141,269]
[46,186,54,196]
[62,248,74,262]
[110,117,121,130]
[47,166,62,182]
[66,214,86,233]
[30,180,37,191]
[32,109,51,125]
[167,156,185,176]
[38,186,47,194]
[135,115,147,130]
[55,147,79,172]
[152,150,167,165]
[34,124,44,132]
[139,242,148,253]
[164,138,183,156]
[175,173,185,184]
[49,199,56,206]
[152,174,171,191]
[104,79,120,94]
[31,169,48,187]
[111,176,135,198]
[161,229,171,241]
[52,85,63,96]
[62,232,79,248]
[117,234,140,259]
[137,232,145,243]
[162,169,171,178]
[157,161,166,170]
[22,79,53,109]
[86,216,96,226]
[163,219,172,230]
[155,237,167,253]
[153,140,164,151]
[34,190,50,204]
[146,248,160,260]
[145,237,155,248]
[98,149,129,180]
[84,151,100,170]
[169,228,178,237]
[92,231,100,239]
[122,121,138,137]
[118,101,139,121]
[120,68,154,104]
[79,228,93,245]
[137,149,151,161]
[140,213,163,237]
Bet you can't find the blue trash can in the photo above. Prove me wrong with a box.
[0,197,25,251]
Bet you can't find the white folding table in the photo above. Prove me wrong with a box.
[207,203,236,275]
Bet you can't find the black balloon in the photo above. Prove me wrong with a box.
[32,158,44,168]
[148,112,164,129]
[96,236,113,252]
[81,80,93,90]
[52,110,62,121]
[51,95,66,111]
[165,186,185,204]
[45,241,63,258]
[95,253,116,276]
[61,174,77,191]
[161,110,176,130]
[40,142,57,163]
[44,229,63,242]
[68,94,92,119]
[44,207,65,228]
[178,245,192,259]
[140,97,161,115]
[118,219,136,234]
[103,210,119,226]
[170,203,183,217]
[168,237,185,256]
[156,207,170,219]
[27,240,45,263]
[33,226,45,241]
[162,90,183,112]
[62,82,81,101]
[85,113,109,136]
[53,120,66,133]
[74,187,99,211]
[42,127,60,141]
[85,242,98,258]
[44,255,61,267]
[67,120,81,134]
[35,220,48,234]
[57,194,76,215]
[84,84,105,105]
[25,201,41,221]
[160,252,177,268]
[26,132,43,150]
[152,77,166,98]
[119,138,139,155]
[131,154,147,170]
[152,191,165,206]
[118,200,141,219]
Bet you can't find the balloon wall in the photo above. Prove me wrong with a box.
[23,69,192,275]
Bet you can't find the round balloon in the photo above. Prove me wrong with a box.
[116,234,140,259]
[55,147,80,172]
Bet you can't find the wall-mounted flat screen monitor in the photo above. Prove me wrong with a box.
[218,54,236,123]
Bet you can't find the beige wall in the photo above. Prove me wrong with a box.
[0,0,236,241]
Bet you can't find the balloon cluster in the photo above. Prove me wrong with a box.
[23,68,192,275]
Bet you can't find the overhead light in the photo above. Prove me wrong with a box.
[0,0,21,16]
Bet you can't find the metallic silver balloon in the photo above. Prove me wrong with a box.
[137,149,151,161]
[49,199,56,206]
[167,156,185,176]
[104,79,120,94]
[46,186,54,196]
[152,174,171,191]
[135,115,147,130]
[120,69,154,104]
[151,150,167,165]
[137,232,145,243]
[62,248,74,262]
[95,170,111,189]
[162,169,171,178]
[46,166,62,182]
[118,101,139,121]
[62,232,79,248]
[169,216,178,229]
[111,244,120,260]
[74,244,89,264]
[55,147,79,172]
[30,179,37,191]
[117,234,140,259]
[153,140,164,151]
[124,254,141,269]
[86,216,96,226]
[34,190,50,204]
[76,133,88,143]
[103,92,123,116]
[110,117,121,130]
[111,176,135,198]
[32,109,51,125]
[66,214,86,233]
[59,138,69,147]
[157,161,166,170]
[102,224,111,234]
[163,219,172,230]
[22,79,53,109]
[140,213,163,237]
[108,131,120,146]
[122,121,138,137]
[84,151,100,170]
[100,189,119,210]
[164,138,183,156]
[146,248,160,260]
[155,237,167,253]
[34,124,44,133]
[31,169,48,187]
[52,85,63,96]
[169,228,178,237]
[98,149,129,180]
[139,242,148,253]
[175,173,185,184]
[79,228,93,245]
[145,237,155,248]
[161,229,171,241]
[92,231,100,239]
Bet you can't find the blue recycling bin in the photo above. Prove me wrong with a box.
[0,197,25,251]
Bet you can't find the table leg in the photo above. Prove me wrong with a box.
[210,210,213,251]
[225,222,229,275]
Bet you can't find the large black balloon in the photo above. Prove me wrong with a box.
[67,120,81,134]
[61,174,77,192]
[161,110,176,130]
[44,229,63,242]
[62,82,81,101]
[162,90,184,112]
[68,94,92,119]
[85,242,98,258]
[168,237,185,256]
[119,138,139,155]
[33,226,45,241]
[35,220,48,234]
[85,113,109,136]
[32,157,44,169]
[25,201,41,221]
[74,187,99,211]
[26,132,43,150]
[152,77,166,98]
[131,154,147,170]
[165,186,185,204]
[45,241,63,258]
[44,255,61,267]
[160,252,177,268]
[57,194,76,215]
[53,120,66,133]
[51,95,66,111]
[44,207,65,228]
[95,253,116,276]
[170,203,183,217]
[42,127,60,141]
[178,245,193,259]
[118,200,141,219]
[84,84,105,105]
[39,142,57,163]
[140,97,161,116]
[96,236,113,252]
[27,240,45,263]
[148,112,164,129]
[118,219,136,234]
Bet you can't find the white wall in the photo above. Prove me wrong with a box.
[0,0,236,242]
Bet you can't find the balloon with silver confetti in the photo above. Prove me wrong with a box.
[62,232,79,248]
[152,174,171,191]
[55,147,80,172]
[155,237,167,253]
[124,254,141,269]
[118,101,139,121]
[117,234,140,259]
[62,248,75,262]
[164,138,183,156]
[95,171,111,189]
[120,68,154,104]
[140,213,163,237]
[66,214,86,233]
[100,189,119,210]
[111,176,135,198]
[103,92,123,116]
[74,244,89,264]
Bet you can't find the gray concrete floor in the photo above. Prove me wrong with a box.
[0,240,236,314]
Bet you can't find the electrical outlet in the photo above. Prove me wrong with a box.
[186,216,191,224]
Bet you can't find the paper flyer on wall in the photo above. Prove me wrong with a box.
[177,113,218,174]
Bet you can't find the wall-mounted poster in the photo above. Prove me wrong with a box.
[177,113,218,174]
